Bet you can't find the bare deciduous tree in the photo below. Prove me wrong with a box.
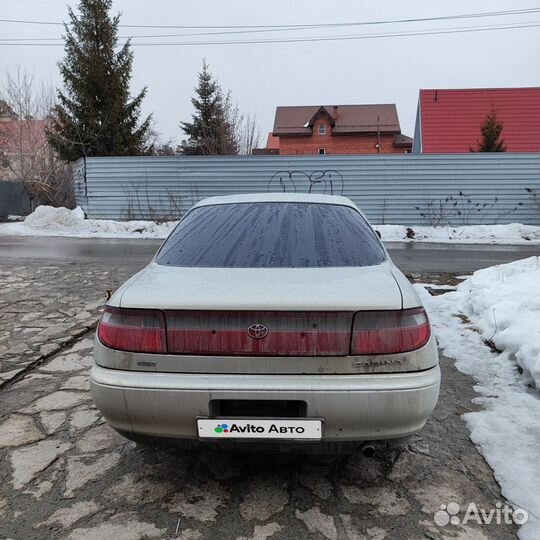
[0,67,73,208]
[235,112,261,155]
[223,92,260,155]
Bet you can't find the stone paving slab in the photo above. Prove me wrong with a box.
[0,337,518,540]
[0,262,133,385]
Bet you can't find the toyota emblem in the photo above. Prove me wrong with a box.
[247,323,269,339]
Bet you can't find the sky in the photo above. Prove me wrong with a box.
[1,0,539,147]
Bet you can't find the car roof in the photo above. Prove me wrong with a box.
[193,192,358,209]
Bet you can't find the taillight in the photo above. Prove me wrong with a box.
[166,311,352,356]
[351,307,431,355]
[98,306,166,353]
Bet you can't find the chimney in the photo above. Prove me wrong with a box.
[333,105,338,119]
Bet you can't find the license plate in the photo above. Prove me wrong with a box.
[197,418,322,440]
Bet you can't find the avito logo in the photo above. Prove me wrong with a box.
[214,423,306,435]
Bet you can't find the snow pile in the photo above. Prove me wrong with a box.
[24,205,87,230]
[460,257,540,387]
[1,205,539,244]
[417,257,540,540]
[375,223,540,245]
[0,206,177,239]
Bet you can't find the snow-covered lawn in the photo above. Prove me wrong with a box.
[417,257,540,540]
[1,205,539,244]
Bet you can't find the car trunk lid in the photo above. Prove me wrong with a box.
[117,261,402,312]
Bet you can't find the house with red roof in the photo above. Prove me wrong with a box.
[412,87,540,153]
[253,104,412,155]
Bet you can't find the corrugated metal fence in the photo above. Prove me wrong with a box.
[74,153,540,225]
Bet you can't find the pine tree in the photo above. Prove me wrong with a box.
[472,109,506,152]
[180,61,237,155]
[47,0,151,162]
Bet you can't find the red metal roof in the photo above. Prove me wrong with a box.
[419,87,540,153]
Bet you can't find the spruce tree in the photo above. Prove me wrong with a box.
[47,0,151,161]
[180,61,237,155]
[473,109,506,152]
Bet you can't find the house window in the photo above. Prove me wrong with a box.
[318,124,326,135]
[318,148,326,155]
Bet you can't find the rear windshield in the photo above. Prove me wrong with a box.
[156,202,386,268]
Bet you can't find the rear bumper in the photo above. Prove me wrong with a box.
[90,364,440,442]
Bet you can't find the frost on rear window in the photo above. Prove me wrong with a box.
[156,202,386,268]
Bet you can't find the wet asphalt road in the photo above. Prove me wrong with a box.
[0,235,538,273]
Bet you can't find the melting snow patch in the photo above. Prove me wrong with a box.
[0,206,177,239]
[417,256,540,540]
[375,223,540,245]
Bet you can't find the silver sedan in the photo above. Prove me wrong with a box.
[91,193,440,453]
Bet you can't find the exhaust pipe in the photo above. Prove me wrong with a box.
[361,444,377,458]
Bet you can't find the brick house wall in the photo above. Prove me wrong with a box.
[276,119,406,155]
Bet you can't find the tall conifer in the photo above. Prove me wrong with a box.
[47,0,151,161]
